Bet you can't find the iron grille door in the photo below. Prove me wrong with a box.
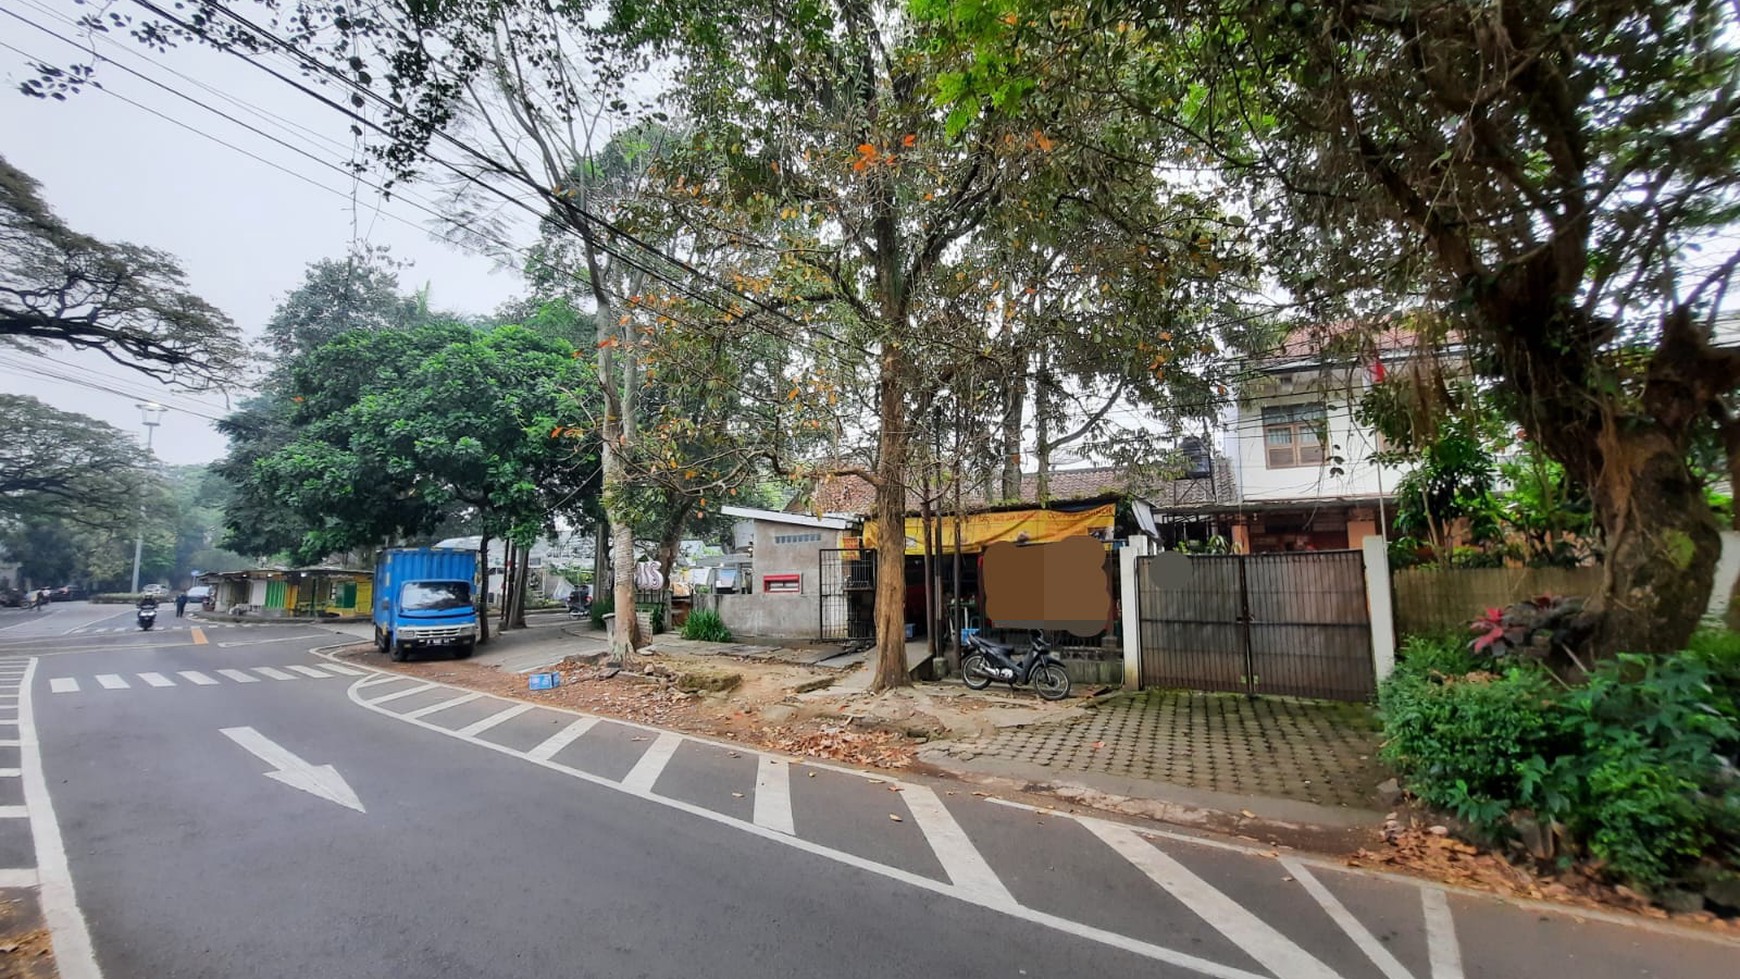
[818,547,876,640]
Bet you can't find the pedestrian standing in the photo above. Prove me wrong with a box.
[175,592,188,617]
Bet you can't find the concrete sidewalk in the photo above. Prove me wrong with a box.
[921,688,1389,831]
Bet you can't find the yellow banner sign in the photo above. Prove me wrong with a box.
[863,504,1116,556]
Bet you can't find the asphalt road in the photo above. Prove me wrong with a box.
[0,602,1734,979]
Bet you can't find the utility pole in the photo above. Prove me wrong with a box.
[130,402,168,594]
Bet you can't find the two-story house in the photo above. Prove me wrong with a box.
[1154,324,1443,552]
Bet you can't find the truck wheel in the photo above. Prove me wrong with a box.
[454,642,474,660]
[374,627,386,652]
[389,636,408,663]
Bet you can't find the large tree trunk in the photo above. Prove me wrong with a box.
[512,542,531,629]
[476,531,491,646]
[1581,425,1722,655]
[1000,352,1027,501]
[873,343,913,691]
[1489,299,1727,658]
[498,539,516,631]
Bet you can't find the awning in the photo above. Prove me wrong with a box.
[862,503,1116,556]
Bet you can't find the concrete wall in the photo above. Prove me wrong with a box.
[705,518,847,639]
[749,520,844,596]
[713,592,818,639]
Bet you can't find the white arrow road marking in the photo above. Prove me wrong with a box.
[219,726,365,813]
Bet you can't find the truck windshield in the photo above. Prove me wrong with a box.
[400,582,472,612]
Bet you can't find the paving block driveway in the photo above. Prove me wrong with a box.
[932,688,1389,810]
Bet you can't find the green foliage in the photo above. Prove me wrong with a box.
[590,595,613,631]
[1380,634,1740,891]
[681,608,733,643]
[0,394,155,529]
[649,604,667,635]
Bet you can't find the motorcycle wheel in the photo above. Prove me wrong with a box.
[1033,664,1071,701]
[961,654,992,690]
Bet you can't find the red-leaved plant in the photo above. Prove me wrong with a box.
[1468,595,1584,660]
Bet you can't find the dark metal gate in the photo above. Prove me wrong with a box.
[818,547,876,641]
[1136,550,1375,700]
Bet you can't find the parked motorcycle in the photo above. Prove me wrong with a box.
[136,602,158,631]
[961,630,1072,700]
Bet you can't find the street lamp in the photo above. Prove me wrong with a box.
[130,402,168,594]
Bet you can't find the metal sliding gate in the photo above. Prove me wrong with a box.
[818,547,877,641]
[1136,550,1375,701]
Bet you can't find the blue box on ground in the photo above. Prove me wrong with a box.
[528,672,561,691]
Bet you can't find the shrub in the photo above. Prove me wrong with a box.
[1380,636,1572,828]
[681,608,732,643]
[1380,631,1740,892]
[589,595,612,630]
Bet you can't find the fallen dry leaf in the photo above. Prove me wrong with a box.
[731,792,745,798]
[1239,809,1256,818]
[888,814,903,822]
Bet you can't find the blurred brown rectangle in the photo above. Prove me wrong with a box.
[982,536,1111,636]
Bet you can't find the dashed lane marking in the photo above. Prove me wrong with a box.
[177,671,218,686]
[286,665,334,679]
[453,703,532,737]
[525,716,597,761]
[191,628,207,645]
[401,692,483,720]
[1423,887,1465,979]
[620,731,683,794]
[1081,817,1343,979]
[1283,857,1418,979]
[94,675,128,690]
[252,667,297,681]
[363,682,439,705]
[216,669,259,683]
[139,673,175,688]
[751,755,795,836]
[48,678,77,694]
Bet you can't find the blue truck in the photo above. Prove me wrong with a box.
[373,547,481,662]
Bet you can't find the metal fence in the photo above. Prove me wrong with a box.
[1137,550,1376,701]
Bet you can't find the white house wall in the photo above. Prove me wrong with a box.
[1230,391,1413,503]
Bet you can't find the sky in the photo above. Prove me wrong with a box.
[0,0,526,465]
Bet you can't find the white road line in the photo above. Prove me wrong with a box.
[177,671,219,686]
[1422,887,1465,979]
[0,740,17,748]
[900,784,1019,906]
[95,674,129,690]
[1081,817,1343,979]
[138,673,175,688]
[752,755,796,835]
[0,768,19,777]
[0,806,25,818]
[365,682,439,705]
[286,665,335,679]
[400,691,484,719]
[252,667,297,681]
[48,678,78,694]
[18,659,105,978]
[218,635,324,648]
[1282,858,1417,979]
[0,868,37,887]
[526,716,598,761]
[320,663,366,676]
[216,669,260,683]
[344,678,1270,979]
[353,674,401,689]
[454,703,533,737]
[620,731,683,794]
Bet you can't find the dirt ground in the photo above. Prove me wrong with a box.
[0,891,56,979]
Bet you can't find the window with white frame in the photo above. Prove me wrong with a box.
[1262,404,1327,469]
